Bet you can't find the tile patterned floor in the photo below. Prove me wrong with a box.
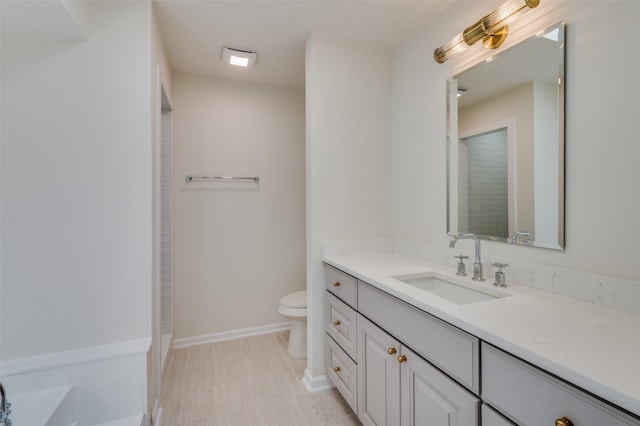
[160,331,361,425]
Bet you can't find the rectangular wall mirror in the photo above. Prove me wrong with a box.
[447,21,565,250]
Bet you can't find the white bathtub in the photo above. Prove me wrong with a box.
[8,385,74,426]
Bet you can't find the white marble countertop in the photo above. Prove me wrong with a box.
[323,252,640,417]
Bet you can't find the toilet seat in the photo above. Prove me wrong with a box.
[278,290,307,317]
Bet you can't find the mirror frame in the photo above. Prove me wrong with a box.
[446,21,566,249]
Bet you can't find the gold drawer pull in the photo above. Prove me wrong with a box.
[556,417,574,426]
[397,354,407,363]
[333,281,341,287]
[333,366,341,373]
[333,320,341,326]
[387,347,397,355]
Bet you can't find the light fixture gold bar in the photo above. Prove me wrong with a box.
[462,19,487,46]
[433,0,540,64]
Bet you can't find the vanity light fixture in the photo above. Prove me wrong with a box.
[222,47,257,68]
[433,0,540,64]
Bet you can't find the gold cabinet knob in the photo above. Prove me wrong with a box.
[333,281,341,287]
[556,417,574,426]
[387,347,397,355]
[333,320,341,326]
[333,366,341,373]
[397,354,407,363]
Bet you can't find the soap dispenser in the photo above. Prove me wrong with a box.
[492,262,509,287]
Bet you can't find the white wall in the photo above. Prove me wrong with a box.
[1,0,90,40]
[306,35,393,379]
[1,0,152,360]
[1,1,157,423]
[171,73,306,342]
[392,1,640,282]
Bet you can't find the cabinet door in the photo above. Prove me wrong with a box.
[401,345,479,426]
[358,314,401,426]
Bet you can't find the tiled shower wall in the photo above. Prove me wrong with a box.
[459,128,508,238]
[160,109,173,336]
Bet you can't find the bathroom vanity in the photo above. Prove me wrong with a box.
[324,254,640,426]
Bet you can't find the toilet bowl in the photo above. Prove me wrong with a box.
[278,290,307,358]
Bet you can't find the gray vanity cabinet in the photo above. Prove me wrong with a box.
[357,314,479,426]
[325,263,480,425]
[324,262,640,426]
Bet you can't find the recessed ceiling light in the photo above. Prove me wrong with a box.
[222,47,257,68]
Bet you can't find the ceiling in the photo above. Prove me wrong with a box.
[154,0,454,89]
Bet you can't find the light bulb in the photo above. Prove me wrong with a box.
[434,33,468,64]
[483,0,539,34]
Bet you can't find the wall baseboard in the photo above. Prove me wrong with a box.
[172,322,291,349]
[302,368,333,392]
[91,414,145,425]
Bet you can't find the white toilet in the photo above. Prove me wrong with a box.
[278,290,307,358]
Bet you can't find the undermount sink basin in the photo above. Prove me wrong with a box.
[391,273,511,305]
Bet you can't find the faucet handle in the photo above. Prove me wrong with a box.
[0,409,10,425]
[454,255,468,276]
[492,262,509,287]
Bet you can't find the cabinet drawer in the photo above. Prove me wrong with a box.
[358,281,479,393]
[326,291,357,360]
[327,335,358,413]
[481,404,514,426]
[325,264,357,309]
[482,343,639,426]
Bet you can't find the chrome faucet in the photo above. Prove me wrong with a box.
[449,234,484,281]
[0,382,11,426]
